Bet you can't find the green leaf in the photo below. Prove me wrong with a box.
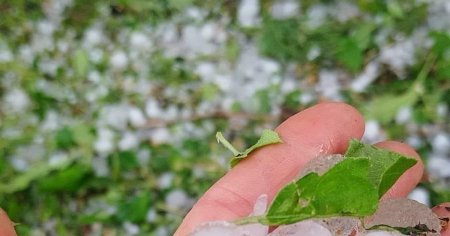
[117,191,151,223]
[0,158,74,194]
[216,129,283,168]
[345,140,417,197]
[38,164,90,192]
[72,49,89,77]
[365,55,434,124]
[335,38,363,72]
[260,157,378,225]
[55,126,76,149]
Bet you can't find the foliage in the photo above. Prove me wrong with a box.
[0,0,449,235]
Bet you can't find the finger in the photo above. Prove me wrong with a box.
[373,141,424,199]
[0,209,17,236]
[175,102,365,235]
[432,202,450,236]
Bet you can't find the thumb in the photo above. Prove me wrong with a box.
[432,202,450,236]
[0,209,17,236]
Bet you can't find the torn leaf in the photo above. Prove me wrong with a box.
[216,129,283,168]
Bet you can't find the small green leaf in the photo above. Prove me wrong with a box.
[345,140,417,197]
[365,55,435,124]
[0,158,74,194]
[216,129,283,168]
[72,49,89,77]
[215,132,241,156]
[335,38,363,72]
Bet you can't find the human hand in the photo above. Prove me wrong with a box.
[175,102,450,236]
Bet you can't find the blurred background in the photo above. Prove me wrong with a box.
[0,0,449,235]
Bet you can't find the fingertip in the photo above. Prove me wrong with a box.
[432,203,450,236]
[277,102,365,154]
[374,141,424,199]
[0,209,17,236]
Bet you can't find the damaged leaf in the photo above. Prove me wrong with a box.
[364,198,441,235]
[261,157,378,225]
[216,129,283,168]
[345,139,417,197]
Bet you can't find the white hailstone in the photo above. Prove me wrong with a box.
[3,88,30,114]
[363,120,386,143]
[192,167,206,178]
[406,135,422,148]
[427,156,450,178]
[269,220,332,236]
[351,60,381,92]
[270,0,299,19]
[408,187,430,206]
[84,27,104,46]
[155,226,169,236]
[316,70,342,100]
[91,156,109,177]
[181,25,217,57]
[151,127,171,144]
[436,103,448,118]
[10,157,29,172]
[238,0,261,27]
[299,92,315,105]
[48,152,69,167]
[123,222,140,236]
[0,44,13,63]
[87,70,102,83]
[88,48,104,64]
[99,105,129,130]
[110,51,128,70]
[395,106,412,124]
[307,46,321,61]
[432,133,450,154]
[158,172,174,189]
[137,148,151,166]
[185,7,204,20]
[190,221,244,236]
[214,74,232,92]
[37,20,55,36]
[306,4,328,29]
[94,127,115,154]
[130,31,152,51]
[333,2,360,23]
[379,39,415,78]
[200,23,216,41]
[428,0,450,30]
[239,194,269,236]
[146,208,157,223]
[145,99,163,118]
[196,62,216,81]
[196,101,214,116]
[165,189,191,210]
[118,132,139,151]
[41,110,61,131]
[19,45,33,65]
[56,39,70,53]
[128,106,147,127]
[280,77,297,93]
[164,105,179,121]
[260,59,280,75]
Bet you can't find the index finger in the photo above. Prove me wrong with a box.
[175,102,365,235]
[0,209,17,236]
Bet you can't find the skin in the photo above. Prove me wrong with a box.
[0,103,447,235]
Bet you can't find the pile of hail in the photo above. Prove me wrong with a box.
[190,130,448,236]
